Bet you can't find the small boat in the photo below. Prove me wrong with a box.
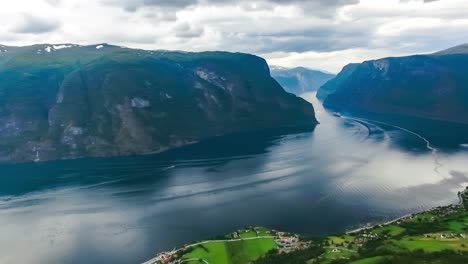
[333,112,341,117]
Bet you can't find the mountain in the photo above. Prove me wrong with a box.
[0,44,317,162]
[433,43,468,55]
[317,44,468,124]
[270,66,335,95]
[316,63,358,101]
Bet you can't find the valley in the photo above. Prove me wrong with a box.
[270,66,335,95]
[2,1,468,263]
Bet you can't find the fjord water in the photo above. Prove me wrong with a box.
[1,94,468,264]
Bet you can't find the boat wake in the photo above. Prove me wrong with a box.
[345,117,443,176]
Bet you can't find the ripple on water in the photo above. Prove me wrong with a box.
[0,93,468,263]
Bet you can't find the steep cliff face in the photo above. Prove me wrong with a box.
[317,45,468,124]
[271,66,335,95]
[316,63,358,101]
[0,44,317,162]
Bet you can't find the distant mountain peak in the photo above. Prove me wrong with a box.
[270,66,335,95]
[434,43,468,55]
[270,65,333,74]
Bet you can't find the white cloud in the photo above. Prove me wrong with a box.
[0,0,467,72]
[264,48,408,74]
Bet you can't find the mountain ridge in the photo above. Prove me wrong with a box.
[0,44,317,162]
[433,43,468,55]
[270,66,335,95]
[317,44,468,125]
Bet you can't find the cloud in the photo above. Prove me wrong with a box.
[11,13,60,34]
[102,0,194,12]
[0,0,467,73]
[174,22,204,38]
[104,0,360,15]
[400,0,439,3]
[45,0,62,5]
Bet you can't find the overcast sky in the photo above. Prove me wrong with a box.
[1,0,467,72]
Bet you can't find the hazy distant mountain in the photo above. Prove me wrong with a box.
[0,44,317,162]
[317,44,468,124]
[270,66,335,95]
[433,44,468,55]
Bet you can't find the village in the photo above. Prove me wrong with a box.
[144,227,310,264]
[146,188,468,264]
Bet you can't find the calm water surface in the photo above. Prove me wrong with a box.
[1,93,468,264]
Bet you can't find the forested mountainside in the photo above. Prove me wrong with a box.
[0,44,317,162]
[318,44,468,125]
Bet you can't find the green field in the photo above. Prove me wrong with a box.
[319,248,357,264]
[182,237,277,264]
[238,229,259,239]
[393,236,468,252]
[373,224,405,237]
[254,227,273,237]
[349,256,390,264]
[328,235,354,245]
[311,205,468,264]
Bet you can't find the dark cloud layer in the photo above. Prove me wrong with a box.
[1,0,465,72]
[229,22,372,53]
[11,14,60,34]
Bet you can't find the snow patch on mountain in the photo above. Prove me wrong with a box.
[53,45,73,50]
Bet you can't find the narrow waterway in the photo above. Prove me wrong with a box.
[1,93,468,264]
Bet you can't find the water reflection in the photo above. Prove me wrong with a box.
[1,93,468,264]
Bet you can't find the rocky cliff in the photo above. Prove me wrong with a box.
[0,44,317,162]
[317,44,468,124]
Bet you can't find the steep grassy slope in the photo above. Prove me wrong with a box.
[0,44,317,162]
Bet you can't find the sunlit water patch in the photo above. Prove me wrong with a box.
[1,93,468,264]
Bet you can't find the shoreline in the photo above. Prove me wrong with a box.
[142,228,304,264]
[347,186,468,235]
[145,187,468,263]
[1,123,317,165]
[345,212,415,234]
